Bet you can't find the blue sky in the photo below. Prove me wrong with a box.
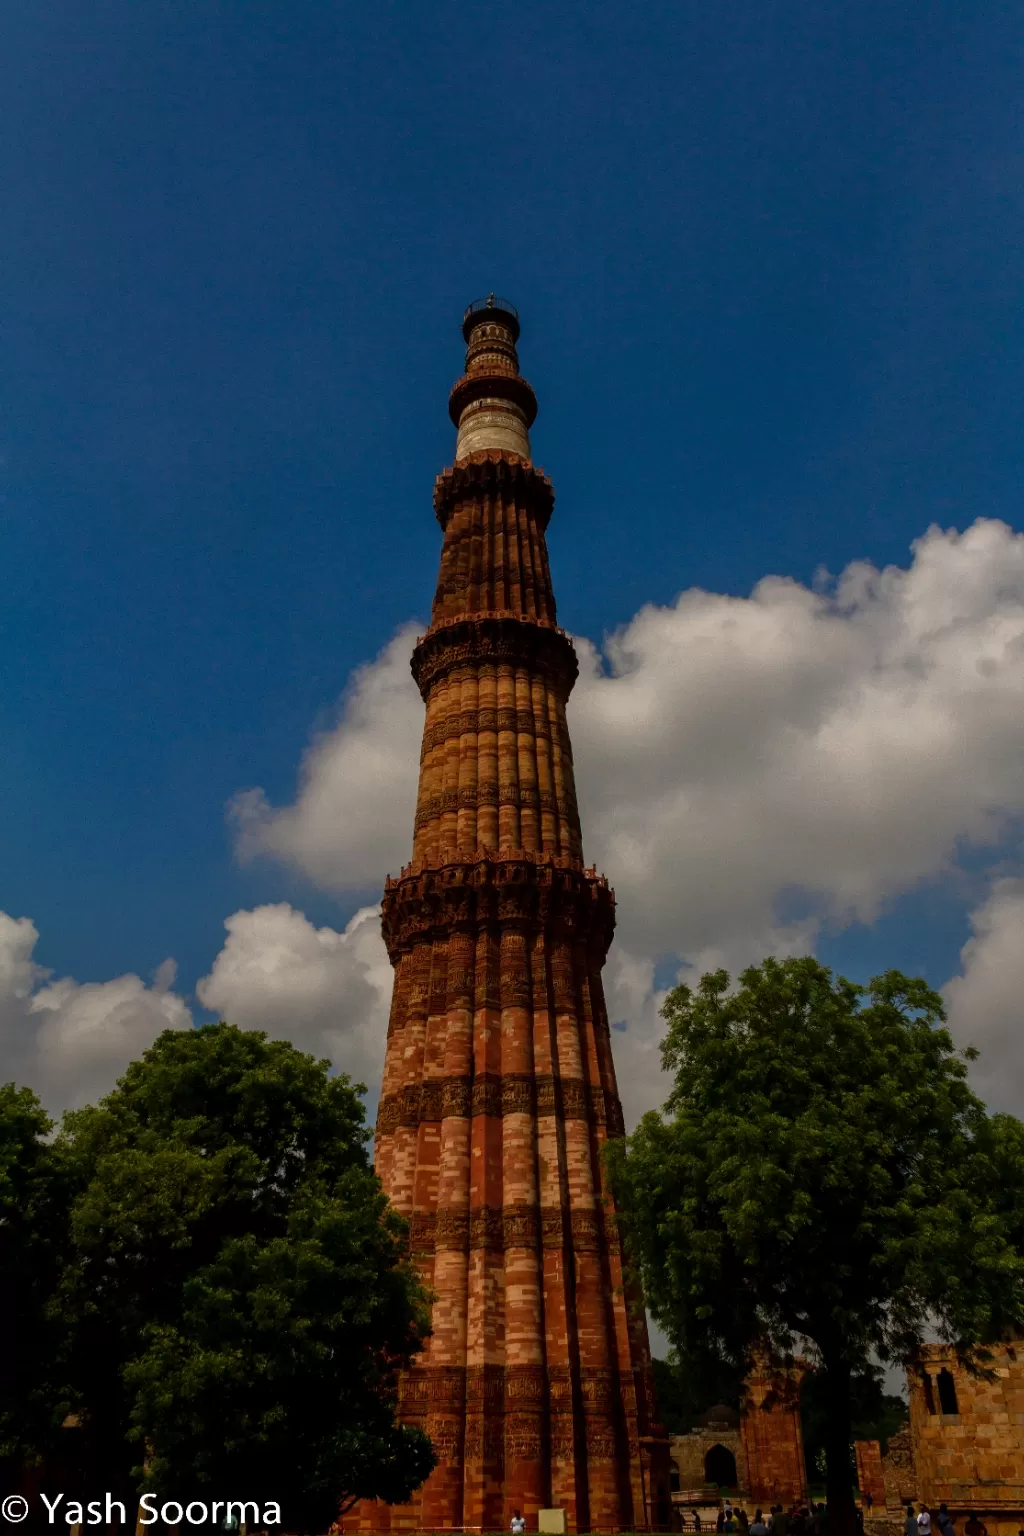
[3,2,1024,1117]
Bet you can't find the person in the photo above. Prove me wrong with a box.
[725,1512,737,1533]
[510,1513,526,1534]
[738,1510,750,1533]
[864,1493,874,1514]
[717,1510,726,1533]
[774,1506,790,1536]
[695,1513,702,1532]
[905,1506,919,1536]
[750,1511,768,1536]
[963,1516,987,1536]
[937,1505,955,1536]
[918,1505,933,1535]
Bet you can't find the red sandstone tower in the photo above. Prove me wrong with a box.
[361,299,669,1534]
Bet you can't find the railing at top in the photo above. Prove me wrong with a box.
[464,294,519,324]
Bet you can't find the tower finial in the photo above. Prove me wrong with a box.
[451,297,536,461]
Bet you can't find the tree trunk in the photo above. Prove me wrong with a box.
[822,1356,858,1536]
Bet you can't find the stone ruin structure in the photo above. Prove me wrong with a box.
[668,1337,1024,1534]
[859,1342,1024,1536]
[344,299,671,1534]
[741,1351,811,1509]
[668,1358,810,1516]
[855,1438,887,1508]
[670,1404,747,1502]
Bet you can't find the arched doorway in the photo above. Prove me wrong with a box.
[705,1443,738,1489]
[670,1460,681,1493]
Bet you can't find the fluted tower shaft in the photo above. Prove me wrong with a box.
[353,300,669,1535]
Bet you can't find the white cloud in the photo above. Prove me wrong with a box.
[0,912,191,1114]
[196,902,392,1106]
[229,623,423,892]
[943,878,1024,1113]
[0,902,393,1120]
[226,518,1024,1121]
[10,522,1022,1130]
[570,517,1024,962]
[10,522,1024,1127]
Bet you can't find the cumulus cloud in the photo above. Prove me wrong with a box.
[229,623,423,891]
[232,520,1024,964]
[225,518,1024,1120]
[196,902,393,1108]
[570,517,1024,961]
[11,522,1021,1128]
[0,903,394,1120]
[943,878,1024,1113]
[12,521,1024,1126]
[0,912,191,1114]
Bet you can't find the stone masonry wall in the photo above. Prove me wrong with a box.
[854,1441,886,1507]
[907,1342,1024,1535]
[740,1354,810,1509]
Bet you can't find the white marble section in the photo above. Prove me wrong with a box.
[455,397,531,461]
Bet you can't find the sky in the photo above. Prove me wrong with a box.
[2,2,1024,1126]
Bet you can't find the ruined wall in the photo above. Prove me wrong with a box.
[740,1355,810,1508]
[906,1343,1024,1533]
[854,1440,886,1506]
[881,1427,918,1512]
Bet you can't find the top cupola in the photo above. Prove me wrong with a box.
[449,295,538,461]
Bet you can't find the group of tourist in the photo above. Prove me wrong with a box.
[904,1501,990,1536]
[675,1499,998,1536]
[675,1500,830,1534]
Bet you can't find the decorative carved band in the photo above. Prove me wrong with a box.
[397,1361,625,1411]
[410,614,578,702]
[400,1202,622,1256]
[380,853,614,960]
[413,783,573,833]
[446,374,539,431]
[375,1071,625,1140]
[420,706,573,758]
[398,1363,467,1412]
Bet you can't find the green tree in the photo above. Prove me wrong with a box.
[0,1084,70,1471]
[58,1023,434,1528]
[651,1352,743,1435]
[606,958,1024,1536]
[799,1365,907,1487]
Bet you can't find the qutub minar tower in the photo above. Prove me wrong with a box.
[350,299,671,1534]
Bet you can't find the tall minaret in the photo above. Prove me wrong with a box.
[359,299,670,1534]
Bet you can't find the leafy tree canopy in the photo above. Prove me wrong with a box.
[58,1023,434,1529]
[651,1353,743,1436]
[0,1083,70,1466]
[607,958,1024,1533]
[800,1365,907,1485]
